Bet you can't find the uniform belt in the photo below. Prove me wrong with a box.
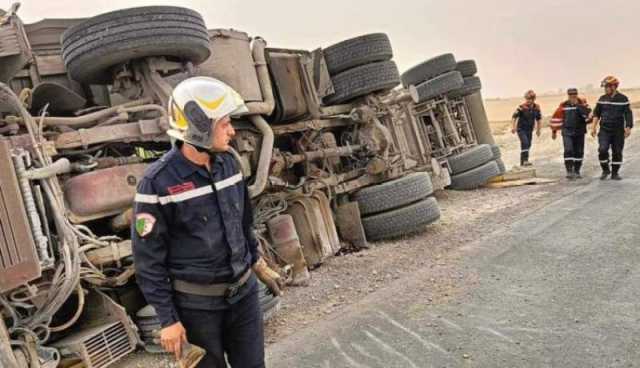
[172,268,252,297]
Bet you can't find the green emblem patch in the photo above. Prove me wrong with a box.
[135,213,156,237]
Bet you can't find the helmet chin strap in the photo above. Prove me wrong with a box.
[176,140,215,160]
[193,144,212,154]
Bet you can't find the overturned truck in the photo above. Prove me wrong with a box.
[0,4,501,367]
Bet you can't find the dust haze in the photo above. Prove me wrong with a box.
[16,0,640,98]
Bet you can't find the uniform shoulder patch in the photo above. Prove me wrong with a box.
[135,213,157,237]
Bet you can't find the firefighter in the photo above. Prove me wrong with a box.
[550,88,592,179]
[132,77,283,367]
[590,76,634,180]
[512,90,543,166]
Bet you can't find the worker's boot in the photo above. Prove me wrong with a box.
[600,162,611,180]
[520,150,531,167]
[611,165,622,180]
[565,161,575,180]
[574,161,582,179]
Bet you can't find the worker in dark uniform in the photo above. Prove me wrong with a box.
[591,76,634,180]
[132,77,283,367]
[550,88,592,179]
[511,90,542,166]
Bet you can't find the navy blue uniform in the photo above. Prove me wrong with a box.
[593,92,634,174]
[513,102,542,165]
[558,101,591,174]
[132,146,264,367]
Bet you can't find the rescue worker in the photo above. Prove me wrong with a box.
[132,77,283,367]
[590,76,634,180]
[511,90,542,166]
[550,88,592,179]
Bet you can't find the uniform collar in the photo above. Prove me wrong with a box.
[172,146,224,179]
[172,146,207,179]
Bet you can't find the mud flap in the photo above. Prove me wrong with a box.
[285,191,341,268]
[267,214,310,286]
[335,201,369,249]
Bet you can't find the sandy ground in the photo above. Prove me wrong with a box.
[267,128,640,367]
[115,97,639,367]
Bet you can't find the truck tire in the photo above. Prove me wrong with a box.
[362,197,441,241]
[353,172,434,216]
[323,33,393,75]
[450,160,501,190]
[447,144,494,175]
[413,71,464,103]
[401,53,456,87]
[323,60,400,105]
[456,60,477,77]
[490,144,502,160]
[448,76,482,99]
[61,6,211,84]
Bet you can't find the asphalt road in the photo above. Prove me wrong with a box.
[267,154,640,367]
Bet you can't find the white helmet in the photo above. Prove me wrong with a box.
[167,76,248,150]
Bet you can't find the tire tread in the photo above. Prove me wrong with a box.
[324,60,400,105]
[447,144,494,175]
[362,197,441,241]
[354,172,434,216]
[323,33,393,75]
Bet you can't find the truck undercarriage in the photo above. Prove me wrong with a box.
[0,4,499,367]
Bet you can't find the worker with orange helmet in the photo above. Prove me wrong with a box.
[550,88,592,179]
[512,89,542,166]
[590,76,634,180]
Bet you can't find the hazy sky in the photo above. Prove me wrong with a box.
[15,0,640,98]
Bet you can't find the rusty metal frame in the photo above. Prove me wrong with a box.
[0,7,32,83]
[411,97,477,160]
[448,97,478,146]
[0,139,41,293]
[54,119,168,150]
